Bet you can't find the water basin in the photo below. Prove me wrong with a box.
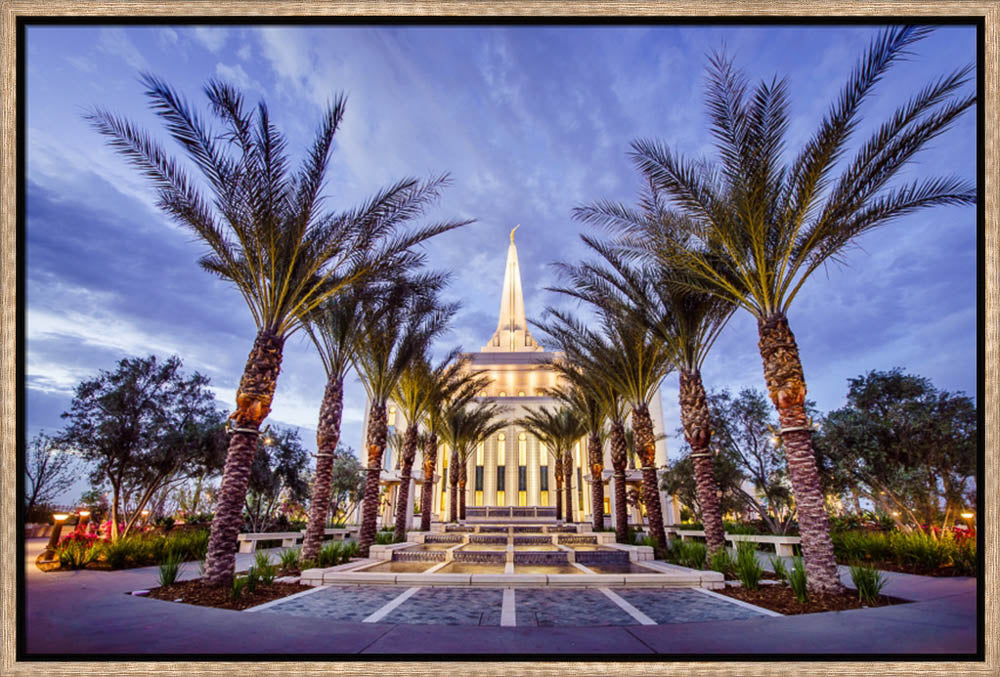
[566,544,612,551]
[403,543,455,551]
[512,544,559,551]
[514,564,582,574]
[363,560,438,573]
[459,544,509,552]
[435,562,506,574]
[579,562,660,574]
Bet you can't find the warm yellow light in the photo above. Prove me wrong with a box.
[52,513,69,522]
[892,511,899,516]
[141,510,150,516]
[77,510,90,517]
[961,512,974,519]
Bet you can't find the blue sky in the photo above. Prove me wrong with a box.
[24,23,978,503]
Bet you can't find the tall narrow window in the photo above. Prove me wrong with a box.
[496,433,506,506]
[540,462,548,506]
[517,432,527,506]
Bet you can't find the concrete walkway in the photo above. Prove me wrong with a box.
[20,539,978,656]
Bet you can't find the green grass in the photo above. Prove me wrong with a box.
[849,563,888,605]
[157,551,185,586]
[788,557,809,603]
[734,541,763,590]
[709,548,736,577]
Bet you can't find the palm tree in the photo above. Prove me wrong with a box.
[418,358,489,531]
[353,275,458,555]
[391,349,468,540]
[557,222,736,555]
[541,307,674,548]
[548,376,607,531]
[628,26,974,592]
[299,285,366,564]
[88,76,472,585]
[439,400,507,522]
[517,407,587,524]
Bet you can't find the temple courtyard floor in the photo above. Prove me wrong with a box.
[19,538,978,657]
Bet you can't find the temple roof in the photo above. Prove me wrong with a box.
[481,226,544,353]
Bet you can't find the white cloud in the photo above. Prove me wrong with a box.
[97,28,149,72]
[159,27,179,46]
[193,26,229,53]
[215,62,259,92]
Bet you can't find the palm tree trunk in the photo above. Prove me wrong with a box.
[459,474,467,521]
[759,313,842,594]
[204,329,284,586]
[449,451,459,522]
[358,401,388,557]
[393,423,419,541]
[679,368,725,555]
[302,376,344,564]
[554,456,563,521]
[419,433,438,532]
[632,402,668,553]
[610,421,628,543]
[563,453,574,524]
[588,432,604,531]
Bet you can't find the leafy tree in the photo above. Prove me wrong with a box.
[24,431,78,520]
[89,75,471,585]
[244,426,310,533]
[661,449,744,524]
[815,369,976,531]
[327,448,365,525]
[626,26,974,593]
[59,355,224,540]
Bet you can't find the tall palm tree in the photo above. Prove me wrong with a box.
[299,285,365,564]
[439,400,507,522]
[353,275,458,555]
[557,222,736,556]
[548,377,607,531]
[419,359,489,531]
[88,76,472,585]
[517,407,587,524]
[628,26,974,592]
[390,349,465,540]
[541,308,674,549]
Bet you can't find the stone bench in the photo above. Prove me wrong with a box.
[670,529,801,557]
[300,527,359,542]
[236,531,303,553]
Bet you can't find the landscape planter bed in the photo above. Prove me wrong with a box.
[715,582,908,615]
[144,578,309,611]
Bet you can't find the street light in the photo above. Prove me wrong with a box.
[42,513,70,561]
[77,510,91,531]
[960,511,975,530]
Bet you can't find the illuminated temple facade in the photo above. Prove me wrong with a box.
[370,228,673,528]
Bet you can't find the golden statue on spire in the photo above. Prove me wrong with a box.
[510,224,520,243]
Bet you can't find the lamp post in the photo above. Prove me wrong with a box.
[77,510,91,532]
[41,513,70,560]
[960,511,975,531]
[141,509,150,526]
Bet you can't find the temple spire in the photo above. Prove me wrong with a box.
[483,226,543,352]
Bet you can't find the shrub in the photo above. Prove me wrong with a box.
[709,548,736,577]
[318,541,343,568]
[670,541,707,569]
[374,530,394,545]
[832,529,976,575]
[157,551,185,587]
[58,539,100,569]
[769,555,789,582]
[231,575,248,600]
[788,557,809,603]
[103,537,142,568]
[279,547,300,570]
[300,558,317,570]
[244,567,260,593]
[342,540,359,561]
[734,542,763,590]
[253,551,278,584]
[849,563,887,605]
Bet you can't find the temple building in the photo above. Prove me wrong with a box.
[370,227,674,529]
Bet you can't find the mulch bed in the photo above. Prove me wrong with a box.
[716,582,906,615]
[145,578,310,611]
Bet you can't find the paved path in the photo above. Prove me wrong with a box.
[20,539,977,656]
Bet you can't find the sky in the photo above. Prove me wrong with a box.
[23,22,978,504]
